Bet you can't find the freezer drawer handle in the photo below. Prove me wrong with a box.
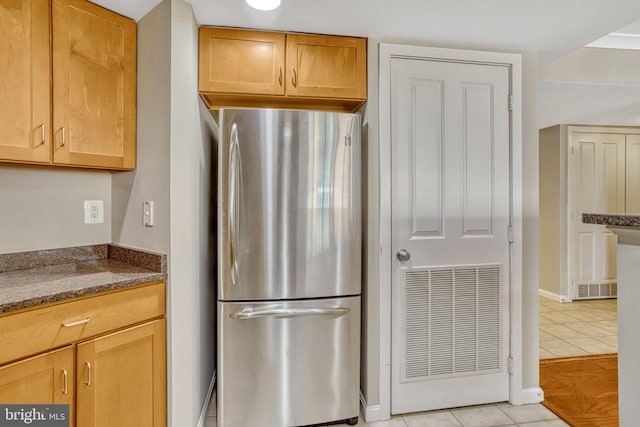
[229,307,350,319]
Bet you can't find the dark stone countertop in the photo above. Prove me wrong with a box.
[583,214,640,228]
[0,245,167,314]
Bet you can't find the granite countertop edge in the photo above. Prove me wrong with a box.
[0,272,166,314]
[582,213,640,228]
[0,244,167,315]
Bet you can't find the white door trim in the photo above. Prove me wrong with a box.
[377,43,527,419]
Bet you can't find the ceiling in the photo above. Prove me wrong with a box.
[92,0,640,64]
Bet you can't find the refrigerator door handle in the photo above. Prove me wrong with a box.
[229,307,351,320]
[229,123,241,286]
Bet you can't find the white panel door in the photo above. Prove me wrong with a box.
[626,135,640,215]
[569,132,625,299]
[390,57,511,414]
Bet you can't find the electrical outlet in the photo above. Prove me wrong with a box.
[84,200,104,224]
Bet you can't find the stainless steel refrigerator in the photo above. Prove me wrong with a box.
[216,108,361,427]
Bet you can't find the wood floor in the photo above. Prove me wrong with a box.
[540,354,618,427]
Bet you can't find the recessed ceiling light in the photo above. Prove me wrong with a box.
[245,0,281,11]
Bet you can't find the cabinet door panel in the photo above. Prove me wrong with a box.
[0,347,74,423]
[626,135,640,215]
[0,0,51,163]
[76,320,166,427]
[286,34,366,99]
[199,27,285,96]
[52,0,136,169]
[570,132,625,297]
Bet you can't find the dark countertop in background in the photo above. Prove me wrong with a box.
[0,244,167,314]
[583,214,640,228]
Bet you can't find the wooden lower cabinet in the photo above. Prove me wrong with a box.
[0,283,166,426]
[0,347,75,424]
[76,320,166,427]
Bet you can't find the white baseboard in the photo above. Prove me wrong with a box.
[360,390,385,422]
[510,387,544,405]
[538,288,570,303]
[196,371,216,427]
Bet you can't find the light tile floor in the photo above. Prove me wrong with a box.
[539,296,618,359]
[204,392,568,427]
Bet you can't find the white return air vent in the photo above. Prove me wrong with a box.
[576,282,618,299]
[402,265,502,383]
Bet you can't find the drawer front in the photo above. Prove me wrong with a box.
[218,296,360,427]
[0,281,165,365]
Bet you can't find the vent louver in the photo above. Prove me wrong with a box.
[576,282,617,299]
[402,265,502,382]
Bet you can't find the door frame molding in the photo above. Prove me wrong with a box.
[374,43,527,420]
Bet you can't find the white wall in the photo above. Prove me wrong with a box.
[0,167,111,253]
[362,40,540,419]
[112,0,171,253]
[539,47,640,128]
[540,47,640,86]
[168,1,217,426]
[520,50,540,393]
[113,1,217,426]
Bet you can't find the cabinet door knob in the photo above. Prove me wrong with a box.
[278,66,283,86]
[60,127,66,147]
[291,66,297,87]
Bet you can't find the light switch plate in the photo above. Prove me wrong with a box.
[84,200,104,224]
[143,201,154,227]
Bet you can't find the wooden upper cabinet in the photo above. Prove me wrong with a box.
[199,27,286,96]
[52,0,137,169]
[0,0,51,163]
[286,34,366,100]
[198,27,367,112]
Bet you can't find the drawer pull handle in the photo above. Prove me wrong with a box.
[40,124,46,146]
[230,307,350,319]
[85,361,91,386]
[61,318,91,327]
[62,369,68,394]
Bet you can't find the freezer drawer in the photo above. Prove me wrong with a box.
[218,296,360,427]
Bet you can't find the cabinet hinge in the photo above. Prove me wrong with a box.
[508,226,514,244]
[507,356,514,375]
[508,94,513,111]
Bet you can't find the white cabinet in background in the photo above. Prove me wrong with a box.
[625,135,640,215]
[540,125,640,301]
